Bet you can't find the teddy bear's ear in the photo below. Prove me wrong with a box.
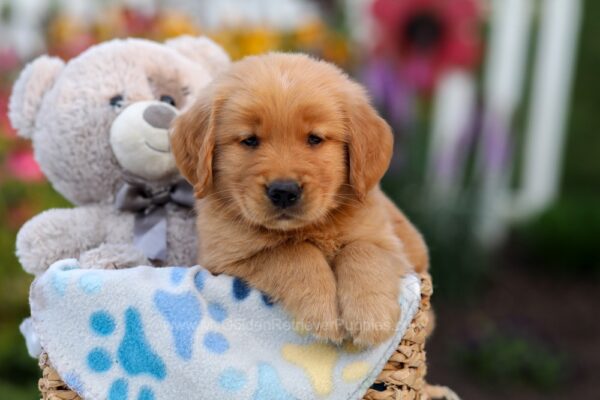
[9,55,65,139]
[165,35,230,76]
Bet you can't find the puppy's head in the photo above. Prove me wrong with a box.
[171,53,393,230]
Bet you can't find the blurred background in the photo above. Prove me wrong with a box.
[0,0,597,398]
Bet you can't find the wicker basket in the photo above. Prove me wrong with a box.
[38,272,452,400]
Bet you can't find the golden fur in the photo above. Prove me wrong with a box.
[171,53,429,346]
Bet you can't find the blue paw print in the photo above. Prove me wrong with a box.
[50,259,81,296]
[86,308,166,400]
[233,277,275,307]
[254,363,293,400]
[218,368,247,392]
[108,380,156,400]
[170,268,187,286]
[233,278,251,300]
[154,290,201,360]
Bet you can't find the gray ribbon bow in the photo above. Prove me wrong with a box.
[115,180,194,262]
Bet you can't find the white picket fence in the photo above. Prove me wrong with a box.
[347,0,582,245]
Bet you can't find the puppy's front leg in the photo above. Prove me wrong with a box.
[334,241,408,346]
[231,242,344,343]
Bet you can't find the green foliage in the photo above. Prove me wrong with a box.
[0,325,39,385]
[382,178,490,302]
[537,0,600,278]
[0,180,69,396]
[512,196,600,278]
[0,382,39,400]
[456,328,568,391]
[563,0,600,194]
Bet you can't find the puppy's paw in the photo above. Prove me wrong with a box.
[292,295,345,344]
[340,292,400,347]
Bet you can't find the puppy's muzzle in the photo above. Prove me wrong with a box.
[266,180,302,209]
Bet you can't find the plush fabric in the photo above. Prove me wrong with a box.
[9,36,230,274]
[30,259,421,400]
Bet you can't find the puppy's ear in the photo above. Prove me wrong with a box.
[345,83,393,200]
[170,94,217,198]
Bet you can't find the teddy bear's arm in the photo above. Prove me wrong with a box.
[79,243,150,270]
[16,207,108,275]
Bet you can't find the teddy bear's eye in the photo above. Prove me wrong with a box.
[109,95,124,108]
[160,95,176,107]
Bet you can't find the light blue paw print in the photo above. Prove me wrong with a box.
[253,363,293,400]
[50,259,81,296]
[169,267,187,286]
[78,272,103,294]
[63,371,85,394]
[208,302,228,323]
[218,367,247,393]
[86,307,166,400]
[154,290,201,360]
[203,331,229,354]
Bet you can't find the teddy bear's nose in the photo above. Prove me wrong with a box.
[143,104,176,130]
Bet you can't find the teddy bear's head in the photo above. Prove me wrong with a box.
[9,36,229,205]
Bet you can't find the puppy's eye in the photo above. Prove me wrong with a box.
[307,134,323,146]
[241,135,260,148]
[160,95,176,107]
[109,94,124,108]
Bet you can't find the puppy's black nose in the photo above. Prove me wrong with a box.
[266,180,302,209]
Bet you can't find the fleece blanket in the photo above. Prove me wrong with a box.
[30,259,421,400]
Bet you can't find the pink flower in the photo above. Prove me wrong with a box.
[372,0,483,91]
[5,150,45,182]
[0,47,20,71]
[0,91,17,138]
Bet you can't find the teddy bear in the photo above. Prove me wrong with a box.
[9,35,230,275]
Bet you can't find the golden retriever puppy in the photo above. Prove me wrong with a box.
[171,53,429,346]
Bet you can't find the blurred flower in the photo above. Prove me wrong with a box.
[5,150,44,182]
[481,110,511,174]
[155,11,200,39]
[363,58,415,125]
[0,91,16,138]
[50,34,96,60]
[47,15,96,59]
[240,28,281,56]
[6,202,36,230]
[372,0,483,91]
[122,8,157,37]
[94,8,129,41]
[293,20,326,48]
[48,15,87,48]
[322,33,351,67]
[0,47,19,72]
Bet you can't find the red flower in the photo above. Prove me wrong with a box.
[122,8,158,37]
[372,0,483,91]
[5,150,45,182]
